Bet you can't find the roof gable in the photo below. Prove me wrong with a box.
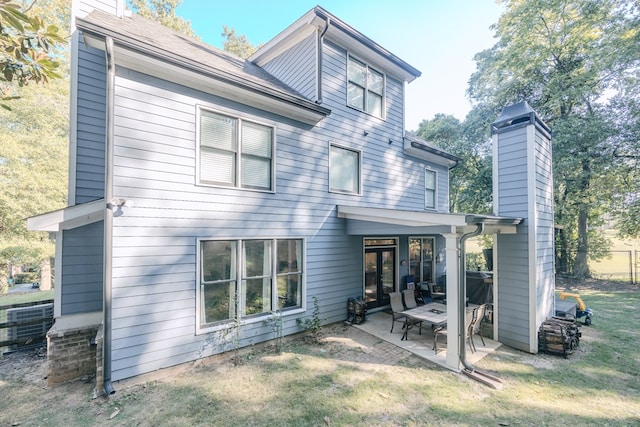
[250,6,421,83]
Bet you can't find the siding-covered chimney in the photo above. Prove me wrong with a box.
[492,101,554,353]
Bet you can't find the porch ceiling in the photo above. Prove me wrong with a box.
[336,206,522,235]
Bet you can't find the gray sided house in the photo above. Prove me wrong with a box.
[28,0,556,391]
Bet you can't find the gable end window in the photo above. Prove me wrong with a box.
[329,143,361,195]
[425,169,437,210]
[347,56,384,118]
[198,109,274,191]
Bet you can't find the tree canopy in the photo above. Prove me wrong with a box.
[464,0,640,277]
[221,25,259,59]
[0,0,66,109]
[0,0,69,287]
[129,0,197,38]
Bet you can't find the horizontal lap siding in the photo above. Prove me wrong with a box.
[75,41,106,204]
[107,36,433,380]
[534,130,555,324]
[496,126,530,351]
[319,41,434,211]
[61,221,104,315]
[262,33,317,100]
[108,70,362,380]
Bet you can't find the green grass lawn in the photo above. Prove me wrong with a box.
[1,282,638,426]
[0,290,54,306]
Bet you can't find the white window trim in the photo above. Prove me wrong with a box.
[195,106,276,193]
[346,53,386,120]
[425,168,438,211]
[196,237,306,335]
[328,142,362,196]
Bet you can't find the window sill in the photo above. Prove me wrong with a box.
[196,307,306,335]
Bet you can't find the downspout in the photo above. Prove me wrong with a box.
[103,35,116,396]
[457,223,503,389]
[458,223,483,371]
[316,15,330,104]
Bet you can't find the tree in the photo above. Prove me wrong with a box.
[467,0,640,278]
[0,0,69,289]
[129,0,197,38]
[416,108,493,215]
[221,25,259,59]
[0,0,65,109]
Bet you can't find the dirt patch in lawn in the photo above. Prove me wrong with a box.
[1,280,639,426]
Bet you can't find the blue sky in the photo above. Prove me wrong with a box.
[175,0,504,130]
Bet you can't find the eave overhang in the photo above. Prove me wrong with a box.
[27,199,105,232]
[337,206,523,235]
[403,138,460,169]
[76,18,331,126]
[250,6,421,83]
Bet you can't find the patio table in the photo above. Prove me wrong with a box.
[400,302,447,340]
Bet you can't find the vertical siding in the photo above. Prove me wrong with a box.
[61,221,104,315]
[495,125,531,351]
[261,32,317,100]
[74,40,106,203]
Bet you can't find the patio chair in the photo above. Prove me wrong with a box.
[389,292,406,333]
[433,306,475,354]
[467,303,488,353]
[402,289,423,336]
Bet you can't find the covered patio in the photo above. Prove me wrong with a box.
[337,205,522,373]
[352,310,502,369]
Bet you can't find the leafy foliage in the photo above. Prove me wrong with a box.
[129,0,197,38]
[416,107,495,214]
[466,0,640,277]
[221,26,260,59]
[0,0,66,109]
[0,0,68,283]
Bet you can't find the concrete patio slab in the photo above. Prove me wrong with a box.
[352,310,501,370]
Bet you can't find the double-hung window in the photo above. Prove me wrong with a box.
[199,109,274,191]
[198,238,303,330]
[425,169,437,210]
[329,144,361,195]
[347,56,384,118]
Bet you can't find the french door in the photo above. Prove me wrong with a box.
[364,247,396,309]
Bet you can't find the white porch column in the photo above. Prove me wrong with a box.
[443,232,460,370]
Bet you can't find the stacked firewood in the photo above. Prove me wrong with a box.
[346,297,367,325]
[538,317,581,358]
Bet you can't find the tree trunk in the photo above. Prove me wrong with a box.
[573,159,591,278]
[39,258,52,290]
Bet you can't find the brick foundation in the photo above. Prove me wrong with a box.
[46,322,100,385]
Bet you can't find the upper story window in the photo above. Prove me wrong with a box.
[425,169,437,210]
[329,143,361,195]
[347,56,385,118]
[198,109,274,191]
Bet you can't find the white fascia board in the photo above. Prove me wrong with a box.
[325,27,418,83]
[337,205,467,228]
[27,199,105,232]
[403,139,458,168]
[250,11,321,65]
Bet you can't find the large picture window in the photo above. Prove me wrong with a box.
[329,144,361,195]
[199,238,303,330]
[199,109,274,191]
[425,169,437,210]
[347,56,384,118]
